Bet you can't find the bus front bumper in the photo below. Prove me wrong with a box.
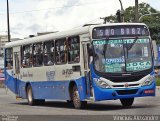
[93,82,156,101]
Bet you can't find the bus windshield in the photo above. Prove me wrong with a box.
[93,38,152,73]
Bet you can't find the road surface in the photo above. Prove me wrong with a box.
[0,88,159,121]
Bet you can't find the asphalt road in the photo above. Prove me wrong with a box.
[0,88,160,121]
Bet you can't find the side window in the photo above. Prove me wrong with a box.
[68,36,80,63]
[33,43,43,67]
[44,41,54,66]
[5,48,13,69]
[22,45,32,68]
[55,38,67,64]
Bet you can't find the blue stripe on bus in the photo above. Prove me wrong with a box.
[5,71,87,101]
[89,63,156,101]
[5,66,156,102]
[93,82,156,101]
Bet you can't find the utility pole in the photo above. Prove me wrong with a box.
[118,0,124,22]
[7,0,11,42]
[135,0,139,22]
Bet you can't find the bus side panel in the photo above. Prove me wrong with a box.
[24,77,87,101]
[19,81,27,98]
[5,70,88,101]
[5,70,27,98]
[75,77,88,101]
[30,81,70,100]
[5,70,16,94]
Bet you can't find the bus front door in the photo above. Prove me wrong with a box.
[82,42,92,98]
[13,51,21,97]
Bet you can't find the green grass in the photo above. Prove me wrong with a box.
[156,78,160,86]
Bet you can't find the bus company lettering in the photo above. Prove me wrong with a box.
[62,69,73,77]
[104,57,125,64]
[127,61,151,71]
[46,71,55,81]
[22,71,33,78]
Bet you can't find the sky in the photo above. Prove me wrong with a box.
[0,0,160,39]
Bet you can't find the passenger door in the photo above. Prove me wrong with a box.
[13,47,21,96]
[82,41,92,97]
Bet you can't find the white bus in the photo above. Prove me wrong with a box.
[5,23,155,109]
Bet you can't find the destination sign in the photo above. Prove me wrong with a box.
[92,25,149,39]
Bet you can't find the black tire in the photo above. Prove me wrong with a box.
[26,85,36,106]
[36,99,45,105]
[67,100,73,107]
[120,98,134,107]
[26,85,45,106]
[72,85,87,109]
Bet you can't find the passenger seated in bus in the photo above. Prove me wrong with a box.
[68,51,71,62]
[22,57,27,67]
[74,51,80,62]
[47,59,53,65]
[44,55,48,65]
[33,47,43,66]
[6,62,12,69]
[74,52,80,62]
[60,52,65,63]
[44,55,53,66]
[37,54,43,65]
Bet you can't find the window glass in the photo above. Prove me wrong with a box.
[55,39,67,64]
[68,36,80,63]
[33,43,43,67]
[93,38,152,73]
[44,41,54,66]
[22,45,33,68]
[5,48,13,69]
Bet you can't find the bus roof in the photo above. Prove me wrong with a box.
[5,23,147,48]
[5,26,90,48]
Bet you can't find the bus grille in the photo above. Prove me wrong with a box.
[116,89,138,95]
[113,84,139,87]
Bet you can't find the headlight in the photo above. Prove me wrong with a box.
[141,75,154,86]
[94,78,110,88]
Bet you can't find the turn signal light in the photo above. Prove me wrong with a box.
[144,90,154,94]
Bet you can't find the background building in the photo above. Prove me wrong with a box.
[0,35,8,57]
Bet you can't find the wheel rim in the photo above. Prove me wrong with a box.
[73,90,81,108]
[28,88,33,103]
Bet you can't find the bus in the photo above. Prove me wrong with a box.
[0,58,5,87]
[4,23,155,109]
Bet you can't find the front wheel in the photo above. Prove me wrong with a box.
[72,85,87,109]
[120,98,134,107]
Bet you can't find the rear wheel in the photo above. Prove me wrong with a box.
[36,99,45,105]
[72,85,87,109]
[27,85,36,106]
[120,98,134,107]
[27,85,45,106]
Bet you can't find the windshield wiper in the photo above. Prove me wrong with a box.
[103,38,109,59]
[126,37,138,51]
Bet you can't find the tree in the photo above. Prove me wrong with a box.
[106,2,160,42]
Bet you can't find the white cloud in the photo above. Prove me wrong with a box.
[0,0,159,38]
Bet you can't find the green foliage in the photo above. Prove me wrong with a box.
[156,78,160,86]
[106,2,160,42]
